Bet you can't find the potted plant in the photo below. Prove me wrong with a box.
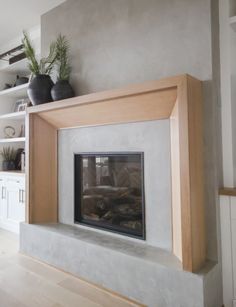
[51,34,75,101]
[22,31,57,105]
[0,147,17,171]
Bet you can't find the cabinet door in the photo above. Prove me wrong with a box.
[0,177,6,219]
[6,178,25,223]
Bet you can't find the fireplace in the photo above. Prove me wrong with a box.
[74,152,145,239]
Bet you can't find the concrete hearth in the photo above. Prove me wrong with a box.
[20,222,220,307]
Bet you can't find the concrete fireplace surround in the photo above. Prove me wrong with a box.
[59,120,172,250]
[20,75,221,306]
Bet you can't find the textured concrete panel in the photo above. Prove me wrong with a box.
[58,120,172,250]
[41,0,212,95]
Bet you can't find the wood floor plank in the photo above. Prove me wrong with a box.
[10,254,68,284]
[0,264,101,307]
[0,288,27,307]
[0,266,58,307]
[58,277,144,307]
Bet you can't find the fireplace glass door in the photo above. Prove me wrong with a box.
[74,153,145,239]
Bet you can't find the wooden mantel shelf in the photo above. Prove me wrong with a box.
[27,76,179,129]
[26,74,205,273]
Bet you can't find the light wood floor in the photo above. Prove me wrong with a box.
[0,229,144,307]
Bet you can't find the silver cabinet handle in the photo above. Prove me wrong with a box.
[19,189,25,203]
[22,190,25,203]
[2,187,6,199]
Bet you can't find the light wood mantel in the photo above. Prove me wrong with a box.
[26,74,205,273]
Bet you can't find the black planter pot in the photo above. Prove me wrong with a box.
[51,80,75,101]
[2,161,15,171]
[27,74,54,105]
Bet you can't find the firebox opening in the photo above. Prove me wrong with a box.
[74,152,145,239]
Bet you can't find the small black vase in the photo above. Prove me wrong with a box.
[27,74,54,105]
[2,161,15,171]
[51,80,75,101]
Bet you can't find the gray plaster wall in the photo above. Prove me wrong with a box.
[42,0,212,94]
[59,120,172,250]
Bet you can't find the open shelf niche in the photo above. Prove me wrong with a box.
[0,49,29,173]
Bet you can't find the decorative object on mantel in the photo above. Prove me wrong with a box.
[18,124,25,137]
[13,99,24,112]
[15,75,29,86]
[13,98,31,112]
[0,44,25,65]
[22,31,56,105]
[4,126,15,138]
[15,148,24,170]
[3,83,12,90]
[21,150,25,172]
[2,76,29,92]
[0,147,17,171]
[51,34,75,101]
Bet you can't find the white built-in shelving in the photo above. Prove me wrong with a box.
[0,27,39,233]
[0,58,29,75]
[0,49,29,171]
[0,137,26,143]
[0,83,28,99]
[0,111,26,120]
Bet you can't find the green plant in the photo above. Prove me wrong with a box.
[22,31,57,76]
[0,147,17,161]
[55,34,71,81]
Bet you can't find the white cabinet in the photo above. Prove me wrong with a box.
[0,177,6,219]
[0,173,25,233]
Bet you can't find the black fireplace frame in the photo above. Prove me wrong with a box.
[74,152,146,240]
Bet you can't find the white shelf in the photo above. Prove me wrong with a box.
[0,111,26,120]
[0,171,25,177]
[0,83,28,99]
[0,137,25,143]
[230,16,236,31]
[0,58,29,75]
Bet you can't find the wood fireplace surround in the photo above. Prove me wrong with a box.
[25,74,205,273]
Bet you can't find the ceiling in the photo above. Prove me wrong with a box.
[0,0,65,47]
